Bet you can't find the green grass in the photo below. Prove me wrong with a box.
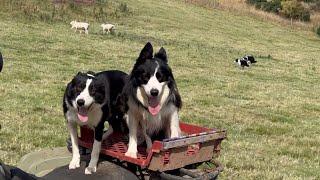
[0,0,320,179]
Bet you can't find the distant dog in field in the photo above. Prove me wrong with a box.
[234,55,256,69]
[0,52,3,72]
[63,70,128,174]
[123,42,182,158]
[70,20,89,34]
[101,23,115,34]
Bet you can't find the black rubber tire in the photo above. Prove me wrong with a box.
[43,160,139,180]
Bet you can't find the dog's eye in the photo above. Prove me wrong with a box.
[141,73,149,83]
[156,72,162,81]
[75,86,82,92]
[75,85,85,93]
[89,86,96,95]
[142,72,147,78]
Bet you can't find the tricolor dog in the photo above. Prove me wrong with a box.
[123,42,182,158]
[63,70,128,174]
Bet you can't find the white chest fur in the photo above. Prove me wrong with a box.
[144,112,164,135]
[143,103,177,135]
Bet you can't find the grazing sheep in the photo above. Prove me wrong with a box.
[101,23,115,34]
[70,20,89,34]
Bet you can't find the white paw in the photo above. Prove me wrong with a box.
[125,150,137,158]
[170,134,179,138]
[68,157,80,169]
[170,131,181,138]
[85,166,96,174]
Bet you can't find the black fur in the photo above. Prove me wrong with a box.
[245,55,256,64]
[109,93,129,133]
[235,58,250,68]
[63,70,128,141]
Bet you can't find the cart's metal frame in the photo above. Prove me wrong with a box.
[75,122,227,179]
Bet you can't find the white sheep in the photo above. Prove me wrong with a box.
[70,20,89,34]
[101,23,115,34]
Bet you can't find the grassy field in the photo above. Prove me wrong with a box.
[0,0,320,179]
[216,0,320,32]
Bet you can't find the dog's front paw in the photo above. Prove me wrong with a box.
[125,150,137,158]
[68,157,80,169]
[170,130,181,139]
[85,166,97,174]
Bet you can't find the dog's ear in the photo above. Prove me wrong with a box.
[155,47,167,63]
[86,71,95,75]
[137,42,153,63]
[86,71,96,79]
[66,82,73,98]
[71,72,82,84]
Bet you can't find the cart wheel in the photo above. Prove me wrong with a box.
[159,159,223,180]
[43,159,139,180]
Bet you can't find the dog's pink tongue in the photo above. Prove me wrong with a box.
[77,107,88,122]
[148,97,160,116]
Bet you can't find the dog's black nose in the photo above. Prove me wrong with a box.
[77,99,85,107]
[150,89,159,97]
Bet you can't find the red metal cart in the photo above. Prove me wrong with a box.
[77,122,227,179]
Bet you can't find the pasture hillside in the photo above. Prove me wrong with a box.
[0,0,319,179]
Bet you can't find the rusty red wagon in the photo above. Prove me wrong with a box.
[74,122,227,179]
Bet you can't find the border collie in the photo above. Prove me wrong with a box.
[123,42,182,158]
[63,70,128,174]
[234,55,256,69]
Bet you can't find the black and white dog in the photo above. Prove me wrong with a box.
[234,55,256,68]
[63,70,128,174]
[234,58,250,68]
[123,42,182,158]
